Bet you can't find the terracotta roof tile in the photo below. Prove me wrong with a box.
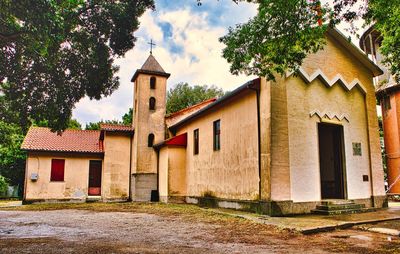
[21,127,103,153]
[100,123,134,132]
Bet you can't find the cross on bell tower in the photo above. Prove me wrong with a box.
[148,39,156,54]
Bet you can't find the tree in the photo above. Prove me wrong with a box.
[0,0,155,132]
[0,121,25,188]
[122,108,133,125]
[166,83,225,114]
[0,175,8,195]
[34,119,82,130]
[85,119,122,130]
[220,0,400,82]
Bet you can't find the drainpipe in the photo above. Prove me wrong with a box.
[128,132,133,202]
[156,149,160,199]
[248,81,262,200]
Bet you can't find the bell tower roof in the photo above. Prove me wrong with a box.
[131,54,170,82]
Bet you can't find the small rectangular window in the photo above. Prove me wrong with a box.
[51,159,65,181]
[194,129,199,155]
[213,120,220,151]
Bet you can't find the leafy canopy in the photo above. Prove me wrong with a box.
[0,0,154,131]
[220,0,326,81]
[221,0,400,82]
[0,121,25,187]
[166,82,225,114]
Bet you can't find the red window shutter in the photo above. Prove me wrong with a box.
[51,159,65,181]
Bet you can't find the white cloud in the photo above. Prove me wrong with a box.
[73,1,365,126]
[73,2,257,126]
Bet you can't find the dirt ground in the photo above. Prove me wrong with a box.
[0,203,399,253]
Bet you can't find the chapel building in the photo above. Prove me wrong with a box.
[21,28,387,215]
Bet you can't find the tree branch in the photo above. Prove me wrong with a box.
[0,32,24,41]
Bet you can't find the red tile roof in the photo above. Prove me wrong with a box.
[100,123,134,132]
[165,98,217,127]
[21,127,103,153]
[165,98,217,119]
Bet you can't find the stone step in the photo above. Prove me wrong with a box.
[311,207,376,215]
[320,199,355,206]
[86,196,101,203]
[316,203,365,211]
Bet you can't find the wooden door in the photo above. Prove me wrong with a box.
[88,160,102,196]
[318,123,345,199]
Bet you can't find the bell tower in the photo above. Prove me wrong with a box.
[130,54,170,201]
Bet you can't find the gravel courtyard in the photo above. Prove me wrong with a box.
[0,203,399,253]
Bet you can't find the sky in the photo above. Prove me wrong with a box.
[72,0,367,126]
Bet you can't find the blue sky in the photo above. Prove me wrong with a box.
[72,0,365,126]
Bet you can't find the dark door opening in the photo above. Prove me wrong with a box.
[318,123,345,199]
[88,160,102,196]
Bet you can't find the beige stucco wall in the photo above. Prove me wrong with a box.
[285,77,370,202]
[158,146,187,202]
[102,133,131,200]
[259,78,272,200]
[158,147,169,199]
[168,147,187,197]
[176,91,259,200]
[24,152,101,201]
[270,34,385,202]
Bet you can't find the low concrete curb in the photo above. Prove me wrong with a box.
[206,208,400,235]
[301,217,400,234]
[0,201,22,208]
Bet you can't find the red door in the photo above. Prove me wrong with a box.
[88,160,102,196]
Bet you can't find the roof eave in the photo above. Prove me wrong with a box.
[23,149,104,156]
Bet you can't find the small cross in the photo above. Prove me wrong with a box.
[148,39,156,54]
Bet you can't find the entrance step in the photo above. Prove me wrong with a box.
[86,196,102,203]
[312,200,369,215]
[321,199,355,205]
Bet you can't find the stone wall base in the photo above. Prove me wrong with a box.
[23,198,86,205]
[23,197,129,204]
[131,173,157,201]
[183,195,388,216]
[159,195,186,203]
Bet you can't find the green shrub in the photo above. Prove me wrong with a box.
[0,175,8,195]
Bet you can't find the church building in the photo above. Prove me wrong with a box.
[21,28,387,215]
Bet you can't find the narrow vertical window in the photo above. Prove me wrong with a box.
[51,159,65,181]
[148,133,155,147]
[149,97,156,110]
[193,129,199,155]
[213,120,220,151]
[150,76,156,89]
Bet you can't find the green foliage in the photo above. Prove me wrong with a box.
[166,83,224,114]
[0,0,155,132]
[220,0,327,80]
[34,119,82,130]
[366,0,400,83]
[0,121,26,187]
[221,0,400,82]
[85,119,122,130]
[66,119,82,130]
[0,175,8,194]
[378,115,387,179]
[122,108,133,125]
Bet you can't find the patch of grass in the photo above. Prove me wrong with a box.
[0,202,240,223]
